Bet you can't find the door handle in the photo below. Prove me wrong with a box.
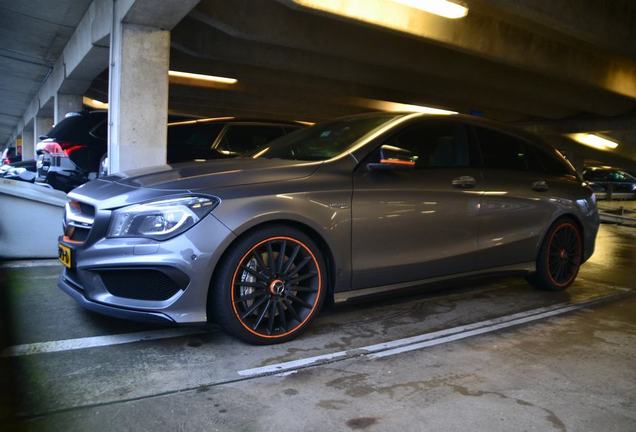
[532,180,549,192]
[452,175,476,188]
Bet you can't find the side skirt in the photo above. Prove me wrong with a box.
[334,262,536,303]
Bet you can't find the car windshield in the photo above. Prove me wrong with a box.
[252,113,402,161]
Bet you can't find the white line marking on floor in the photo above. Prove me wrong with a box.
[1,259,61,268]
[238,290,632,377]
[2,328,207,357]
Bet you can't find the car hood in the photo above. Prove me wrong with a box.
[69,158,321,209]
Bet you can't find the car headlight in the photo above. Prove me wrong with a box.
[107,196,219,240]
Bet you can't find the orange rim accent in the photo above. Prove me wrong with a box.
[230,236,322,339]
[545,222,581,288]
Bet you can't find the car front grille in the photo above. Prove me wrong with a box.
[64,200,95,243]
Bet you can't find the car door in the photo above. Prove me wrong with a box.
[351,119,483,290]
[471,126,560,269]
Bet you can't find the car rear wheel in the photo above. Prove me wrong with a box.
[527,218,583,291]
[211,225,326,344]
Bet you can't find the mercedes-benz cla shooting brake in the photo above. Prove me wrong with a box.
[59,112,599,344]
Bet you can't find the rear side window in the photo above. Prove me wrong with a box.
[526,145,573,176]
[46,113,106,143]
[384,121,472,168]
[216,125,286,156]
[167,123,224,163]
[90,121,108,140]
[474,127,527,171]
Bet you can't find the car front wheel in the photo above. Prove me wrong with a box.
[211,225,326,344]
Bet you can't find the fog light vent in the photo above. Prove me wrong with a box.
[99,268,187,301]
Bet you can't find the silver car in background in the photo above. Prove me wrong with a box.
[58,112,599,344]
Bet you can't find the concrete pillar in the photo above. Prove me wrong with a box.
[33,116,53,158]
[55,94,84,124]
[21,126,34,161]
[107,21,170,174]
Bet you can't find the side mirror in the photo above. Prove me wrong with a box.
[367,144,416,171]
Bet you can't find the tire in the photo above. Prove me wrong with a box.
[527,217,583,291]
[210,225,327,344]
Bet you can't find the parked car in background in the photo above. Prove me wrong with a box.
[59,112,599,344]
[1,159,37,182]
[36,111,305,192]
[1,147,21,165]
[35,111,107,192]
[582,166,636,200]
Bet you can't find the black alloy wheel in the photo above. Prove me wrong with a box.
[212,226,325,344]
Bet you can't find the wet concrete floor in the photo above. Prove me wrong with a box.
[1,224,635,431]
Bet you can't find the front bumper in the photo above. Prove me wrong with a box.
[58,213,236,324]
[58,275,175,324]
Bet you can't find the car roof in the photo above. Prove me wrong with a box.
[62,111,306,128]
[167,117,306,127]
[335,111,550,145]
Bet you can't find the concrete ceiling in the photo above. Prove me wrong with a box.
[162,0,636,166]
[0,0,92,144]
[3,0,636,170]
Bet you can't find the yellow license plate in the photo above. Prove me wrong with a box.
[58,243,72,268]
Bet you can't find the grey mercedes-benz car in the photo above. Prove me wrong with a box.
[59,112,599,344]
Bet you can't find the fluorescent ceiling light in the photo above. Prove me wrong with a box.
[392,0,468,19]
[568,133,619,151]
[168,70,237,85]
[83,97,108,109]
[353,97,457,115]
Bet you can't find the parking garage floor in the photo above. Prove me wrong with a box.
[1,224,635,432]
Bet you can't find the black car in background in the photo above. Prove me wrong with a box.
[36,112,107,191]
[36,111,305,192]
[582,166,636,199]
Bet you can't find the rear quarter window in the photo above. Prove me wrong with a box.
[47,113,106,143]
[527,144,575,176]
[473,127,527,171]
[167,123,224,163]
